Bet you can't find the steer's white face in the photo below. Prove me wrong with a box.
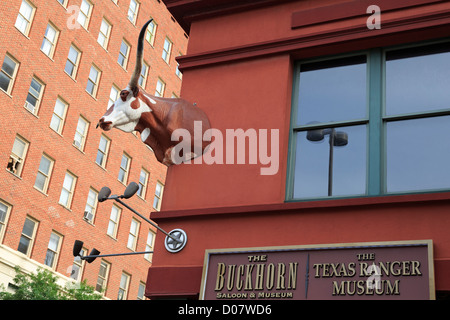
[98,86,152,133]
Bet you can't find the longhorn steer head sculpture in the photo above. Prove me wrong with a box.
[97,19,211,166]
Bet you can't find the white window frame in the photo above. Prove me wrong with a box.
[65,45,81,79]
[137,168,149,199]
[50,97,68,134]
[138,61,149,88]
[1,54,20,95]
[127,0,139,24]
[59,171,77,209]
[71,247,86,281]
[44,231,63,269]
[34,153,54,194]
[0,200,12,243]
[74,116,89,151]
[155,78,165,97]
[118,272,131,300]
[15,0,36,36]
[152,182,164,211]
[162,37,172,63]
[41,22,59,58]
[24,76,45,115]
[97,18,112,50]
[127,218,140,251]
[8,135,29,177]
[108,85,120,109]
[107,204,121,238]
[144,230,155,262]
[77,0,93,30]
[118,39,130,69]
[86,65,101,97]
[96,134,111,168]
[118,153,131,185]
[145,19,157,46]
[18,216,38,257]
[96,260,110,293]
[84,188,98,223]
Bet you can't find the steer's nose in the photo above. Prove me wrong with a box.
[96,117,112,130]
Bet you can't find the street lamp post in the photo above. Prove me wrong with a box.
[306,127,348,196]
[73,182,188,263]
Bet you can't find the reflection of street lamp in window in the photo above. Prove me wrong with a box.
[307,127,348,196]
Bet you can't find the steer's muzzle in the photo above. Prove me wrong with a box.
[97,117,113,131]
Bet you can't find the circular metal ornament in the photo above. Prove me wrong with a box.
[165,229,187,253]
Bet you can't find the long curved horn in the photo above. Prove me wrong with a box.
[129,19,153,94]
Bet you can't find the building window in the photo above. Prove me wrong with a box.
[137,168,149,199]
[175,53,182,78]
[162,37,172,63]
[65,45,81,79]
[138,62,149,88]
[0,54,19,95]
[155,78,165,97]
[71,247,86,281]
[118,40,130,69]
[144,230,155,262]
[44,231,62,269]
[97,18,112,49]
[74,116,89,150]
[41,23,59,58]
[108,85,120,109]
[137,282,146,300]
[118,153,131,184]
[107,204,121,238]
[77,0,93,30]
[96,134,110,167]
[127,218,140,251]
[50,97,68,134]
[118,272,130,300]
[7,135,29,177]
[152,182,164,211]
[59,171,77,208]
[34,154,54,194]
[96,260,110,293]
[145,19,157,46]
[288,40,450,200]
[84,188,98,223]
[15,0,36,36]
[127,0,139,24]
[86,65,101,97]
[0,200,12,243]
[24,77,44,115]
[56,0,68,8]
[18,216,38,256]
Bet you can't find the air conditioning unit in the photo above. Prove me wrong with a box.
[83,211,94,222]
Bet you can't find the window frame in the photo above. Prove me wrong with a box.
[118,153,131,185]
[162,37,172,64]
[287,39,450,202]
[145,19,157,47]
[127,218,140,251]
[59,171,77,209]
[24,76,45,115]
[155,78,165,97]
[0,200,12,243]
[137,168,149,199]
[84,187,98,223]
[144,229,155,262]
[64,44,81,79]
[107,204,121,238]
[41,22,60,59]
[18,216,38,257]
[96,260,110,294]
[86,64,101,98]
[97,18,112,50]
[127,0,140,25]
[96,134,111,168]
[50,97,69,134]
[44,231,63,269]
[8,135,29,177]
[34,153,54,194]
[0,54,20,95]
[77,0,93,30]
[73,115,89,151]
[15,0,36,37]
[118,39,131,69]
[118,272,131,300]
[152,181,164,211]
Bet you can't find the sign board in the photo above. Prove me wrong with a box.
[200,240,435,300]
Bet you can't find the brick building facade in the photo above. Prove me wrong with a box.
[0,0,187,300]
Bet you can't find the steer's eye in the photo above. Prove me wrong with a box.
[120,90,130,102]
